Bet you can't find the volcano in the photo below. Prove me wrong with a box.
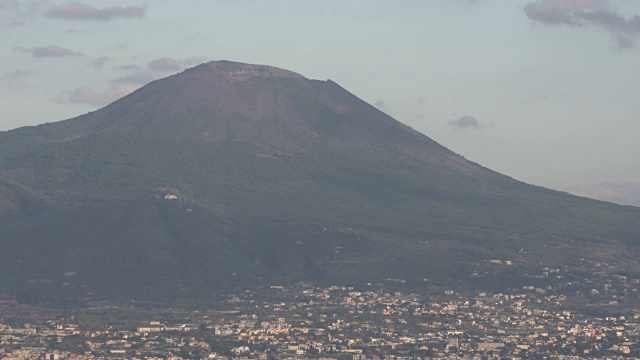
[1,61,638,300]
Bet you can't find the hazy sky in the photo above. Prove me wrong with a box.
[1,0,639,205]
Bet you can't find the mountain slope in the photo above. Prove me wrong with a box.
[0,61,638,300]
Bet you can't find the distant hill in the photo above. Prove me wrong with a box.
[1,61,638,301]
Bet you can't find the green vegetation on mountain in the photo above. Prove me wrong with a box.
[0,61,638,301]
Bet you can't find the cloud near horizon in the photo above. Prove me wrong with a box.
[448,115,483,129]
[66,57,204,106]
[13,45,83,57]
[0,0,46,27]
[569,181,640,207]
[373,99,386,109]
[64,28,90,34]
[90,56,110,69]
[147,57,181,72]
[113,57,203,85]
[0,0,20,11]
[45,2,146,21]
[117,64,143,71]
[524,0,640,49]
[1,69,33,90]
[67,83,137,107]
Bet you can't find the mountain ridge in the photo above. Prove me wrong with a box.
[199,60,307,80]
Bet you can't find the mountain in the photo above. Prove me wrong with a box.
[1,61,639,301]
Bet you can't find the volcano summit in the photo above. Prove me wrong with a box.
[1,61,638,300]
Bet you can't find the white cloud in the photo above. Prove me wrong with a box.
[569,181,640,206]
[448,115,483,129]
[525,0,640,49]
[0,0,20,11]
[113,57,203,85]
[90,56,110,69]
[0,69,32,90]
[13,45,83,57]
[0,0,47,27]
[373,99,386,109]
[63,57,206,107]
[67,83,137,107]
[147,57,181,72]
[45,2,146,21]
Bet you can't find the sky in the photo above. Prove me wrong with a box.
[1,0,639,206]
